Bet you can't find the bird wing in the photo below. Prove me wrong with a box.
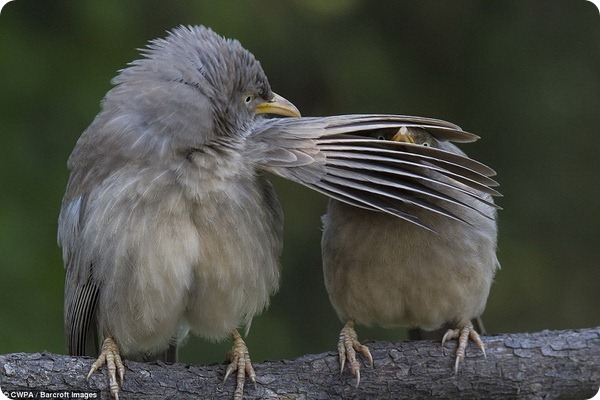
[59,193,100,356]
[249,115,500,231]
[64,268,100,356]
[318,114,481,143]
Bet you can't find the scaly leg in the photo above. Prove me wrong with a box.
[337,320,374,387]
[224,330,255,400]
[442,321,486,373]
[87,337,125,399]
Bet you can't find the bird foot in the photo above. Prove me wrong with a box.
[87,337,125,399]
[442,321,486,373]
[337,320,373,387]
[224,330,256,400]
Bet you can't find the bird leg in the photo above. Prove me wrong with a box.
[224,330,255,400]
[87,337,125,399]
[337,320,374,387]
[442,321,486,373]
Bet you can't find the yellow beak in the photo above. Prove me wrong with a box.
[391,126,415,143]
[254,92,301,118]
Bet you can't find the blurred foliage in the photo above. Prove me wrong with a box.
[1,0,599,366]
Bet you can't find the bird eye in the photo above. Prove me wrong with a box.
[376,135,386,140]
[244,94,255,104]
[422,138,436,147]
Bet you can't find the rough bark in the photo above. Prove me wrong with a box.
[1,326,599,399]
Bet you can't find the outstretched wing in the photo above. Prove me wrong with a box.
[248,114,500,231]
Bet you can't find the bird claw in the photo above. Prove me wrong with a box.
[442,321,486,373]
[224,330,256,400]
[87,337,125,399]
[337,321,373,387]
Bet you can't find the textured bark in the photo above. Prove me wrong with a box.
[1,327,599,399]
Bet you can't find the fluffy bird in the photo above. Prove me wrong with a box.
[321,125,500,385]
[58,25,499,399]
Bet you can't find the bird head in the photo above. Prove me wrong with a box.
[390,126,436,147]
[371,126,437,148]
[96,25,300,159]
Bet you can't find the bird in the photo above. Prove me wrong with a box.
[321,125,500,386]
[58,25,499,399]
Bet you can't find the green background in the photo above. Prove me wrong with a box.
[1,0,599,366]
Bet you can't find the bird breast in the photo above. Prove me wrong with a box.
[322,200,497,331]
[88,154,280,355]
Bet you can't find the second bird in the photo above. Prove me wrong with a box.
[321,126,500,385]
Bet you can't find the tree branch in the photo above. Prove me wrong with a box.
[1,327,599,399]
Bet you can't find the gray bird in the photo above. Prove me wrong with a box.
[322,126,500,385]
[58,25,499,399]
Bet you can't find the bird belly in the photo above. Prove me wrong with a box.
[93,185,200,358]
[94,177,280,355]
[340,253,491,330]
[184,187,281,341]
[323,207,495,331]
